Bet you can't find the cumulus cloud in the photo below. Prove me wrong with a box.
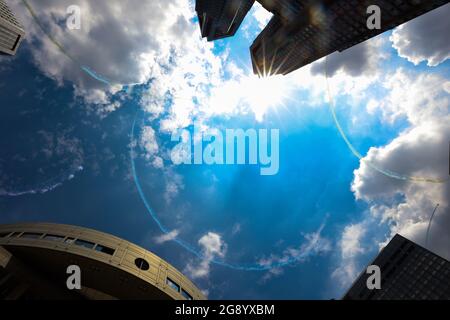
[329,24,450,292]
[14,0,195,86]
[372,70,450,125]
[311,36,384,77]
[185,232,227,279]
[349,67,450,263]
[352,120,450,254]
[10,0,211,117]
[352,121,449,200]
[391,4,450,67]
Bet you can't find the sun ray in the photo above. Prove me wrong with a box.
[262,39,267,77]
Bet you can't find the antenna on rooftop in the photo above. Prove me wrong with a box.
[425,203,440,249]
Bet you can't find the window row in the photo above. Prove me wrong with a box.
[1,231,196,300]
[0,231,115,256]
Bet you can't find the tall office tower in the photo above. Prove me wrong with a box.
[0,223,206,300]
[0,0,25,55]
[343,234,450,300]
[196,0,255,41]
[195,1,449,76]
[251,0,449,76]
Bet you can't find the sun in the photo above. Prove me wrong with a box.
[240,74,291,120]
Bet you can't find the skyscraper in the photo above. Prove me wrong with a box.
[0,223,206,300]
[251,0,449,76]
[343,234,450,300]
[0,0,25,55]
[196,0,255,41]
[196,0,449,76]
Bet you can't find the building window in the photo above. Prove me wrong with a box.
[166,278,180,292]
[21,232,42,239]
[43,234,65,242]
[95,244,115,256]
[181,289,193,300]
[64,237,75,244]
[74,239,95,249]
[134,258,150,271]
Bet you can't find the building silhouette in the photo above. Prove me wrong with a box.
[0,223,206,300]
[343,234,450,300]
[196,0,449,76]
[0,0,25,55]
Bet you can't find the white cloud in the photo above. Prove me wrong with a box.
[340,224,366,259]
[10,0,212,117]
[163,170,184,205]
[140,126,159,160]
[391,4,450,67]
[185,232,227,279]
[331,223,367,288]
[331,22,450,288]
[311,36,385,77]
[251,2,273,30]
[352,120,450,256]
[258,223,332,281]
[152,156,164,169]
[371,70,450,125]
[154,229,180,244]
[348,66,450,267]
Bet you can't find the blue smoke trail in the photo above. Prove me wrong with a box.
[81,67,111,86]
[0,165,83,197]
[130,113,328,271]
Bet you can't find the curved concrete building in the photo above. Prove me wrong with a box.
[0,223,206,300]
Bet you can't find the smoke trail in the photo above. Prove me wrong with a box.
[21,0,140,87]
[130,113,329,271]
[324,57,449,184]
[0,165,83,197]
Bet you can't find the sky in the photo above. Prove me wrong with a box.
[0,0,449,299]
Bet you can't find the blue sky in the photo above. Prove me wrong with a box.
[0,1,449,299]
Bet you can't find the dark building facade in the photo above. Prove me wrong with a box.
[196,0,449,76]
[196,0,255,41]
[343,234,450,300]
[0,0,25,55]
